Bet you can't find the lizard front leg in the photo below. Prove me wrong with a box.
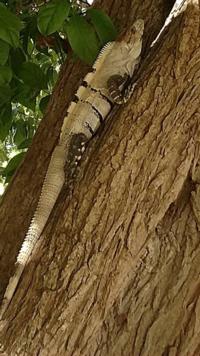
[107,53,141,105]
[107,74,129,104]
[121,81,137,103]
[108,74,137,104]
[107,74,137,104]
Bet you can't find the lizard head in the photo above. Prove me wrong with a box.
[119,19,144,76]
[125,19,144,45]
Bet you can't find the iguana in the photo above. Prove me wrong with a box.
[0,19,144,320]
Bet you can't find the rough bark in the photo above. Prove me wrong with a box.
[1,0,200,355]
[0,0,168,302]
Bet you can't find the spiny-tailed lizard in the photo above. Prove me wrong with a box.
[0,19,144,320]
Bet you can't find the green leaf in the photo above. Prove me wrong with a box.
[0,40,9,65]
[0,148,7,163]
[0,103,12,125]
[0,104,12,141]
[17,62,47,90]
[0,66,12,85]
[25,117,36,139]
[21,14,38,53]
[87,9,117,45]
[13,120,27,147]
[38,0,70,36]
[2,151,26,180]
[27,37,35,55]
[47,66,58,87]
[64,15,100,65]
[0,3,23,47]
[14,83,38,110]
[0,85,12,107]
[39,94,50,113]
[10,48,26,74]
[17,138,32,149]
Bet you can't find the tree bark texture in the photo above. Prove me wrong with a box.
[1,0,200,355]
[0,0,168,301]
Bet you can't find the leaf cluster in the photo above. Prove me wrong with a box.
[0,0,117,192]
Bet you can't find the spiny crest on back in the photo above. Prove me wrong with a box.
[93,42,115,71]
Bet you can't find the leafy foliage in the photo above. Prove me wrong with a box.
[87,8,117,45]
[0,2,23,47]
[37,0,70,35]
[0,0,117,194]
[2,151,26,183]
[0,40,10,65]
[64,15,100,65]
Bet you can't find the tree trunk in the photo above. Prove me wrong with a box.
[1,0,200,355]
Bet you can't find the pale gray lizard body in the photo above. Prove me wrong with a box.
[0,19,144,320]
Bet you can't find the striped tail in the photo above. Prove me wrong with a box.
[0,144,65,319]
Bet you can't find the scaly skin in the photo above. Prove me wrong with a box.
[0,19,144,320]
